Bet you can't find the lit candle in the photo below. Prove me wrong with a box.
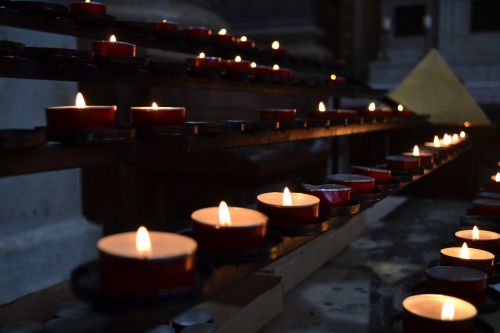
[363,102,392,118]
[271,40,286,55]
[395,104,414,117]
[235,35,256,48]
[98,226,197,293]
[329,73,346,84]
[46,92,117,131]
[328,173,375,194]
[257,187,320,225]
[131,102,186,127]
[452,133,460,144]
[92,34,136,57]
[214,28,235,44]
[308,101,357,120]
[424,135,449,160]
[250,62,275,80]
[221,55,251,74]
[260,108,296,122]
[402,294,477,333]
[471,198,500,216]
[185,26,212,38]
[382,17,391,31]
[191,201,268,253]
[70,0,106,15]
[455,226,499,256]
[460,131,466,139]
[271,64,292,79]
[440,242,495,275]
[186,52,221,73]
[351,165,391,185]
[153,19,178,32]
[402,145,433,167]
[386,155,421,170]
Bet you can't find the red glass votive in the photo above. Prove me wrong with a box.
[423,143,448,160]
[308,109,357,120]
[131,106,185,127]
[396,108,414,117]
[191,206,267,254]
[471,199,500,216]
[92,40,136,57]
[186,56,221,70]
[303,184,351,208]
[235,37,256,48]
[455,229,500,256]
[328,174,375,194]
[185,26,212,38]
[46,106,117,131]
[386,155,420,170]
[221,59,251,73]
[154,20,178,32]
[70,1,106,14]
[98,232,197,294]
[402,151,434,167]
[440,246,495,276]
[351,166,391,185]
[260,109,296,122]
[257,192,320,226]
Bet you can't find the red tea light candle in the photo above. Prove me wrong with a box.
[402,145,433,167]
[328,174,375,194]
[92,35,136,57]
[455,226,500,256]
[191,201,267,254]
[271,40,286,55]
[222,55,251,73]
[363,102,392,118]
[471,198,500,216]
[186,52,221,70]
[98,226,197,294]
[451,133,460,145]
[424,135,448,159]
[303,184,351,208]
[257,187,320,226]
[214,28,235,44]
[185,26,212,38]
[441,243,495,276]
[250,62,274,76]
[351,165,391,185]
[271,64,292,78]
[425,266,487,306]
[402,294,477,333]
[386,155,420,170]
[395,104,414,117]
[329,74,346,85]
[70,0,106,14]
[308,101,357,120]
[154,19,178,32]
[260,108,296,122]
[46,92,116,131]
[131,102,185,127]
[235,35,256,48]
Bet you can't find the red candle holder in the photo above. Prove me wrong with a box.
[221,59,251,73]
[351,165,391,185]
[92,37,136,58]
[260,109,296,122]
[46,106,117,131]
[303,184,351,207]
[386,155,420,170]
[455,229,500,256]
[185,26,212,38]
[153,20,178,32]
[471,198,500,216]
[402,151,433,167]
[440,246,495,276]
[257,191,320,226]
[327,173,375,194]
[70,1,106,14]
[131,106,186,127]
[308,109,357,120]
[362,107,392,118]
[235,36,256,48]
[186,56,221,70]
[214,33,236,44]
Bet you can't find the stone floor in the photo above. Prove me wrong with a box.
[260,197,499,333]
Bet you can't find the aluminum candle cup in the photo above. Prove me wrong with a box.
[425,266,487,305]
[131,105,186,127]
[472,198,500,216]
[70,1,106,14]
[402,151,433,167]
[386,155,420,170]
[191,203,268,254]
[440,245,495,276]
[455,228,500,255]
[485,173,500,192]
[351,165,391,185]
[235,36,256,48]
[402,294,477,333]
[97,228,197,294]
[328,174,375,194]
[260,109,296,122]
[303,184,351,207]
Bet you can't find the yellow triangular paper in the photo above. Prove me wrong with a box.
[389,49,491,126]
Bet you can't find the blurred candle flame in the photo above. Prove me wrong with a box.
[433,135,441,148]
[136,226,152,258]
[318,101,326,112]
[464,121,471,127]
[272,64,280,70]
[473,226,480,240]
[109,35,117,42]
[198,52,205,59]
[162,19,167,23]
[85,0,90,3]
[441,298,455,321]
[368,102,376,112]
[234,55,241,62]
[413,145,420,156]
[218,28,227,35]
[218,201,231,226]
[283,187,292,206]
[397,104,404,112]
[460,242,470,259]
[75,92,86,108]
[271,40,280,50]
[330,74,337,81]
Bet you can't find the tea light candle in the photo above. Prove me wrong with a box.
[328,174,375,194]
[221,55,251,73]
[191,201,267,254]
[303,184,351,208]
[214,28,235,44]
[471,198,500,216]
[46,92,116,131]
[154,19,178,32]
[70,0,106,14]
[395,104,414,117]
[131,102,186,127]
[329,74,346,85]
[425,266,487,305]
[386,155,420,170]
[440,243,495,276]
[455,226,500,256]
[271,40,286,55]
[271,64,292,79]
[351,165,391,185]
[402,145,433,167]
[257,187,320,225]
[363,102,392,118]
[92,35,136,57]
[308,101,357,120]
[260,109,296,122]
[185,26,212,38]
[424,135,449,159]
[235,35,256,48]
[186,52,221,70]
[402,294,477,333]
[98,226,197,293]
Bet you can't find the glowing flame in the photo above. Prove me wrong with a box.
[283,187,292,206]
[473,226,480,240]
[85,0,90,2]
[452,133,459,143]
[413,145,420,156]
[495,172,500,182]
[240,36,248,42]
[368,102,376,112]
[397,104,404,112]
[434,135,441,148]
[198,52,205,59]
[271,40,280,50]
[442,133,452,146]
[318,101,326,112]
[330,74,337,81]
[234,55,241,62]
[151,102,158,110]
[162,19,167,23]
[218,28,227,35]
[464,121,471,127]
[218,201,231,226]
[460,131,466,139]
[75,92,86,108]
[272,64,280,70]
[441,298,455,321]
[136,226,152,258]
[460,242,470,260]
[250,62,257,68]
[109,35,117,42]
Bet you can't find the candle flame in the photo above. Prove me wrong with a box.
[473,226,480,240]
[441,298,455,321]
[250,62,257,68]
[162,19,167,23]
[452,133,459,143]
[495,172,500,182]
[283,187,292,206]
[442,134,452,146]
[109,35,117,42]
[75,92,86,108]
[318,101,326,112]
[272,64,280,70]
[198,52,205,59]
[433,135,441,148]
[239,36,248,42]
[368,102,376,112]
[460,131,466,139]
[330,74,337,81]
[464,121,471,127]
[218,28,227,35]
[85,0,90,2]
[234,55,241,62]
[152,102,158,110]
[271,40,280,50]
[413,145,420,156]
[460,242,470,259]
[136,226,152,258]
[218,201,231,226]
[397,104,404,112]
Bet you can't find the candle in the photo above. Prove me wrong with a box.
[395,104,414,117]
[455,226,499,256]
[402,294,477,333]
[402,145,433,167]
[131,102,186,127]
[191,201,267,253]
[424,135,449,160]
[363,102,392,118]
[386,155,420,170]
[70,0,106,14]
[485,172,500,192]
[235,35,256,48]
[329,73,346,85]
[186,52,221,71]
[153,19,178,32]
[440,242,495,275]
[471,198,500,216]
[351,165,391,185]
[260,108,296,122]
[98,226,197,293]
[257,187,320,226]
[46,92,117,131]
[92,35,136,57]
[423,15,433,29]
[328,174,375,194]
[185,26,212,38]
[271,64,292,79]
[308,101,357,120]
[221,55,251,73]
[303,183,351,208]
[425,266,487,305]
[214,28,235,44]
[271,40,286,55]
[460,131,467,140]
